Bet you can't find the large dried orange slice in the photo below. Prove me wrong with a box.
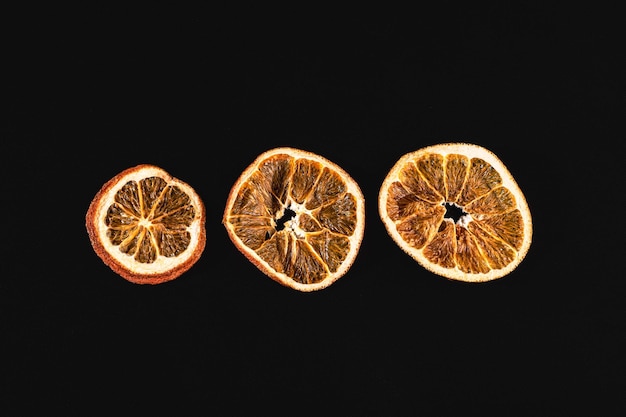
[223,148,365,292]
[86,164,206,284]
[379,143,532,282]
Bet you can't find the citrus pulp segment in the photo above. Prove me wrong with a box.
[378,143,532,282]
[223,148,365,291]
[86,164,206,284]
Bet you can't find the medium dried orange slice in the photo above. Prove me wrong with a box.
[223,147,365,291]
[86,164,206,284]
[379,143,532,282]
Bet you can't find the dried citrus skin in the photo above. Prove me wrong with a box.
[379,143,532,282]
[223,148,365,291]
[86,165,206,284]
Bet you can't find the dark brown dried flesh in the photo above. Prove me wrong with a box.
[386,153,524,274]
[105,176,195,264]
[226,154,358,285]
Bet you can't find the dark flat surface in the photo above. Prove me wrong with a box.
[3,5,624,415]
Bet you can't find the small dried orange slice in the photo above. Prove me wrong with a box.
[86,164,206,284]
[379,143,532,282]
[223,147,365,291]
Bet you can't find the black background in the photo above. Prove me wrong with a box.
[3,4,624,415]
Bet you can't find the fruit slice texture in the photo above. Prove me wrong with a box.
[223,148,365,292]
[86,164,206,284]
[379,143,532,282]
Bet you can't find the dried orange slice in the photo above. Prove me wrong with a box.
[223,147,365,291]
[379,143,532,282]
[86,164,206,284]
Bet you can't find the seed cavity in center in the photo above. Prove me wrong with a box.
[443,202,472,227]
[276,208,296,232]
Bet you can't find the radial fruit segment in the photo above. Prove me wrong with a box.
[379,143,532,282]
[223,148,365,292]
[86,165,206,284]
